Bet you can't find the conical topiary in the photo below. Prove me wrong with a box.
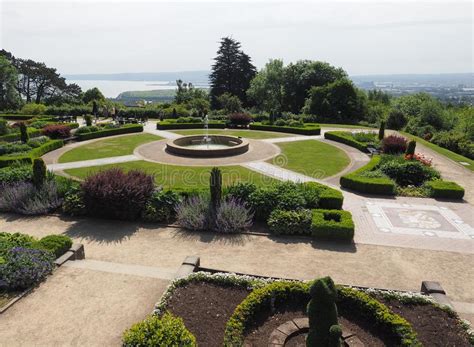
[20,122,29,143]
[378,120,385,140]
[406,140,416,156]
[32,158,47,187]
[210,167,222,214]
[307,276,342,347]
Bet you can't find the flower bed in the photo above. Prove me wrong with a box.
[124,272,473,346]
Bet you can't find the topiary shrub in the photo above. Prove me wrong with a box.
[38,235,72,258]
[307,276,341,347]
[311,209,354,241]
[378,120,385,140]
[0,247,54,290]
[19,122,29,143]
[406,140,416,156]
[209,167,222,218]
[382,135,407,154]
[123,312,196,347]
[41,124,71,139]
[267,209,312,235]
[81,168,154,220]
[32,158,47,187]
[84,114,92,127]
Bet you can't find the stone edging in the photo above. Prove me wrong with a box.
[421,281,453,308]
[269,317,364,346]
[175,256,200,279]
[0,243,85,314]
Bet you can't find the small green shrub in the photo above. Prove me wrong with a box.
[0,164,32,183]
[378,120,385,140]
[311,209,354,241]
[38,235,72,258]
[32,158,47,187]
[123,312,196,347]
[19,123,29,143]
[267,209,312,235]
[406,140,416,156]
[62,184,86,216]
[210,167,222,216]
[21,103,46,115]
[142,190,182,223]
[425,180,465,200]
[225,182,257,204]
[84,114,92,127]
[379,159,440,187]
[0,232,38,257]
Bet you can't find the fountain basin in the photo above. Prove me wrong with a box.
[166,135,249,158]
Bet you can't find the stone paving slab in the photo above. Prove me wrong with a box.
[0,266,170,347]
[47,154,139,171]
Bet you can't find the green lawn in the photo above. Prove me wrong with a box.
[64,161,276,191]
[268,140,350,179]
[170,129,293,139]
[401,132,474,172]
[59,134,162,163]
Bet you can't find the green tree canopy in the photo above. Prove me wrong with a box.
[247,59,285,116]
[209,37,256,108]
[0,56,21,110]
[82,87,105,104]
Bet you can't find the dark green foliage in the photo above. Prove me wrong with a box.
[32,158,47,187]
[378,120,385,140]
[62,184,86,216]
[82,87,105,104]
[0,118,8,135]
[122,312,197,347]
[209,37,256,108]
[379,159,440,187]
[0,142,31,155]
[386,109,407,130]
[19,122,29,143]
[431,131,473,159]
[307,276,341,347]
[340,156,396,195]
[324,131,369,152]
[303,78,368,122]
[76,124,143,141]
[425,180,465,200]
[311,210,355,241]
[267,209,312,235]
[92,101,98,115]
[156,120,225,130]
[142,190,182,223]
[406,140,416,156]
[84,114,92,127]
[38,235,72,258]
[318,188,344,210]
[210,167,222,216]
[0,164,32,183]
[225,182,257,204]
[0,139,63,168]
[249,122,321,135]
[0,127,41,143]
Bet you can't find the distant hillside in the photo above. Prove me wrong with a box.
[350,73,474,86]
[116,89,177,102]
[64,71,210,84]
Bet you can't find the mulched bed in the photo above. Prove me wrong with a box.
[376,297,472,347]
[164,282,472,346]
[165,282,251,347]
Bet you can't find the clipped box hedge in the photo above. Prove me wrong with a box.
[76,124,143,141]
[426,180,465,200]
[340,156,396,195]
[0,139,64,168]
[250,122,321,135]
[311,209,354,241]
[0,114,37,121]
[324,131,368,152]
[0,128,42,143]
[304,181,343,210]
[156,121,225,130]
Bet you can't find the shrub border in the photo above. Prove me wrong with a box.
[0,128,42,143]
[0,139,64,168]
[425,180,465,200]
[324,130,369,153]
[76,124,143,141]
[156,121,225,130]
[250,122,321,135]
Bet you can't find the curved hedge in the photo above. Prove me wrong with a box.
[76,124,143,141]
[0,139,64,168]
[340,156,396,195]
[156,121,225,130]
[324,131,368,152]
[0,128,42,143]
[250,122,321,135]
[425,180,465,200]
[224,281,420,346]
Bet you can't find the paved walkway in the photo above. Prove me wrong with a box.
[143,122,181,139]
[47,154,138,171]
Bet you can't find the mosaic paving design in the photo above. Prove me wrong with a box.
[366,201,474,239]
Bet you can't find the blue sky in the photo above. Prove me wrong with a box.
[1,1,472,75]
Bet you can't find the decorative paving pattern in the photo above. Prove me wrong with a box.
[366,201,474,240]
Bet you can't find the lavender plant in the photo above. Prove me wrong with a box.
[175,196,210,231]
[214,198,253,233]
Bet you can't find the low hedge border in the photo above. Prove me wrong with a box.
[223,278,420,346]
[0,128,42,143]
[324,131,369,153]
[76,124,143,141]
[304,182,343,210]
[311,209,354,241]
[250,122,321,135]
[340,155,396,195]
[156,121,225,130]
[0,114,37,120]
[0,139,64,168]
[425,180,465,200]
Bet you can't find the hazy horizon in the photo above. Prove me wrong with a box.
[1,1,473,76]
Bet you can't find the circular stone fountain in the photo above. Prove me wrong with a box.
[166,135,249,158]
